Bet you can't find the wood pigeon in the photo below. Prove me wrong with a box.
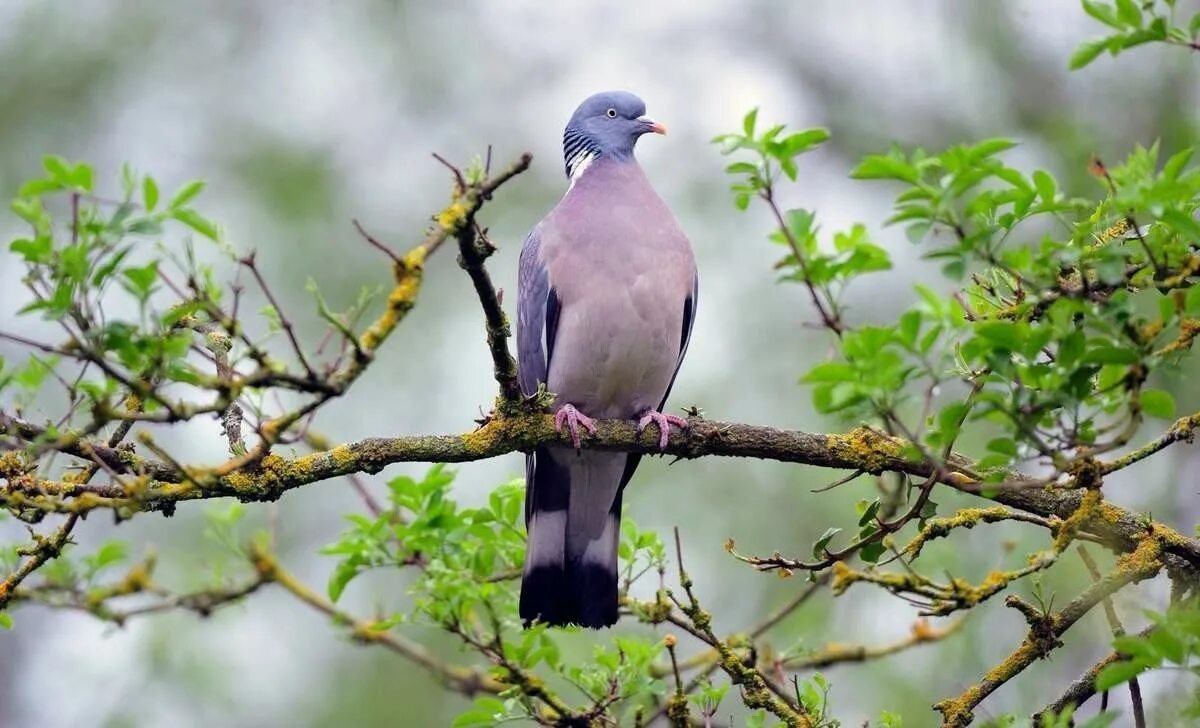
[516,91,698,628]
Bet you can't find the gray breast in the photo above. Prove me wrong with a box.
[540,160,695,418]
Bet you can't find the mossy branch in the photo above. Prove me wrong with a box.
[7,415,1200,577]
[933,536,1164,727]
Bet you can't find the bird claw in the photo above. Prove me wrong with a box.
[555,404,597,449]
[637,410,690,450]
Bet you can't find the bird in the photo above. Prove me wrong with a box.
[516,90,698,628]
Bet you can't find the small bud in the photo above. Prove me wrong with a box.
[663,634,677,648]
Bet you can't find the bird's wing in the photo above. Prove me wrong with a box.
[657,271,698,411]
[516,226,560,398]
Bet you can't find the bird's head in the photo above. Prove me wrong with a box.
[562,91,666,178]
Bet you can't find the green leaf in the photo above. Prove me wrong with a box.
[121,261,159,301]
[970,138,1016,158]
[70,162,94,192]
[1141,389,1176,419]
[452,697,507,727]
[782,128,830,156]
[802,361,857,383]
[937,402,970,442]
[812,527,842,558]
[1082,0,1123,29]
[42,155,71,184]
[975,320,1025,350]
[1069,38,1111,69]
[9,236,53,264]
[743,108,758,137]
[327,560,362,603]
[1082,345,1139,364]
[859,540,886,564]
[142,176,160,211]
[18,178,63,197]
[1032,170,1057,203]
[1095,659,1147,690]
[83,540,128,579]
[1113,0,1142,27]
[169,180,206,209]
[1162,208,1200,241]
[850,154,919,184]
[0,612,11,630]
[1146,627,1188,664]
[986,438,1018,457]
[1161,148,1193,181]
[898,309,921,345]
[1076,712,1119,728]
[172,208,218,240]
[857,498,881,526]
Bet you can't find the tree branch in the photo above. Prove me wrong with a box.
[934,537,1164,727]
[7,415,1200,579]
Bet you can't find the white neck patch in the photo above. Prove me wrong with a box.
[567,151,597,188]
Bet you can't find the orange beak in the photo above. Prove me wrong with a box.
[640,118,668,135]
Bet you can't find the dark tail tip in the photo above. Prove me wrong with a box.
[520,562,618,629]
[520,563,569,627]
[573,561,619,628]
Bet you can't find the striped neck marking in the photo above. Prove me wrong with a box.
[567,151,596,183]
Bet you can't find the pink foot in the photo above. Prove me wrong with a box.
[555,403,597,449]
[637,410,690,450]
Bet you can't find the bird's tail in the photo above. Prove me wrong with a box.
[520,446,629,629]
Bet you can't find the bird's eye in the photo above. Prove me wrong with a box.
[605,108,617,118]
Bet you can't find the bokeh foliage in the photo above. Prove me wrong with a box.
[3,2,1200,727]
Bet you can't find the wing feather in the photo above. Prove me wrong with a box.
[517,227,560,396]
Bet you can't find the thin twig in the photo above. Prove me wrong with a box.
[352,219,404,266]
[1078,546,1145,728]
[240,252,318,379]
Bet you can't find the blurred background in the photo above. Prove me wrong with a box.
[1,1,1198,726]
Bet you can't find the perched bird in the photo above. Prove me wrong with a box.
[516,91,698,628]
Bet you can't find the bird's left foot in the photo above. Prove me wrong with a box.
[636,410,690,450]
[555,403,598,449]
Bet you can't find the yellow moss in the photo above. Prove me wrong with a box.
[1116,532,1164,575]
[830,561,855,594]
[978,570,1009,591]
[357,250,426,355]
[831,560,925,598]
[222,470,254,492]
[329,445,356,469]
[825,426,907,474]
[937,639,1041,725]
[1138,319,1165,342]
[435,200,470,231]
[911,618,937,641]
[1170,411,1200,440]
[904,506,1011,557]
[0,452,26,478]
[119,564,152,592]
[1153,318,1200,356]
[1161,254,1200,288]
[1154,524,1196,553]
[459,419,507,455]
[1053,483,1102,553]
[1101,218,1131,241]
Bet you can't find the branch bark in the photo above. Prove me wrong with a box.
[8,416,1197,577]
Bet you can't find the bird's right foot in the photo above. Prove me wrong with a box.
[554,403,597,449]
